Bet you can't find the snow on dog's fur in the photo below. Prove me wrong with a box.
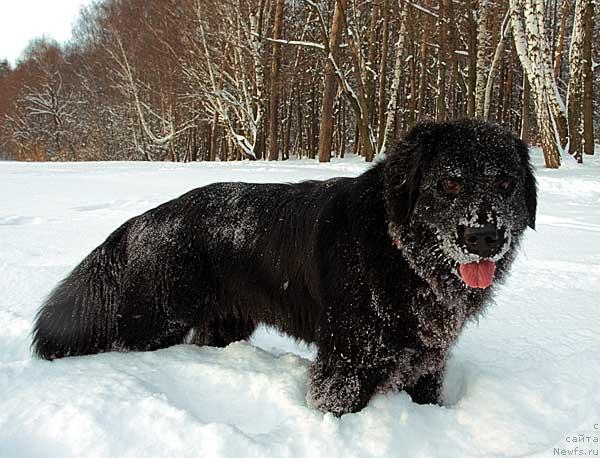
[32,119,536,416]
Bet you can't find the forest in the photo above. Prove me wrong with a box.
[0,0,597,168]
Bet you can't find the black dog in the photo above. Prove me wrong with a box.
[32,119,536,416]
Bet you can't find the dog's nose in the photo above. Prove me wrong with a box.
[462,224,499,258]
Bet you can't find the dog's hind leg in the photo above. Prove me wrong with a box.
[188,316,257,348]
[115,292,194,353]
[114,246,213,353]
[32,210,225,358]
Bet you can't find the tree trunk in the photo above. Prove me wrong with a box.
[502,42,516,125]
[510,0,563,168]
[553,0,570,78]
[318,0,346,163]
[310,84,317,159]
[475,0,490,117]
[483,12,510,119]
[532,0,568,148]
[416,0,431,121]
[380,0,407,153]
[466,7,477,117]
[436,0,451,121]
[407,7,418,126]
[283,92,293,160]
[376,0,390,153]
[337,0,377,162]
[582,0,594,156]
[297,90,304,158]
[366,1,380,127]
[567,0,585,162]
[267,0,284,161]
[447,0,461,118]
[209,111,218,161]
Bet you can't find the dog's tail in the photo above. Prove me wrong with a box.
[32,223,129,360]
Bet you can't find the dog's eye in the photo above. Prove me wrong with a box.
[441,178,462,195]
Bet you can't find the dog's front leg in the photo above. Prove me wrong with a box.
[307,359,386,416]
[306,279,396,415]
[404,368,444,405]
[307,337,396,417]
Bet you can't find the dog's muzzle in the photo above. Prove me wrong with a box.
[455,223,508,289]
[458,223,504,258]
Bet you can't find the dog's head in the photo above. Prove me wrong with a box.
[384,119,537,290]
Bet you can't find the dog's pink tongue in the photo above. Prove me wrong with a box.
[459,260,496,288]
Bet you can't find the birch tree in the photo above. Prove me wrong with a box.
[567,0,586,162]
[376,0,391,152]
[474,0,491,118]
[581,0,594,157]
[436,0,451,121]
[380,0,408,154]
[510,0,566,168]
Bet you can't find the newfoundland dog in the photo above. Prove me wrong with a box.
[32,119,536,416]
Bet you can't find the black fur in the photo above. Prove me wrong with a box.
[32,119,537,416]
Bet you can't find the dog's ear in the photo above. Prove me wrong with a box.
[515,137,537,229]
[384,122,440,225]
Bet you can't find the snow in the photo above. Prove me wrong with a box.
[1,151,600,457]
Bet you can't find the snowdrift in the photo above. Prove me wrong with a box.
[1,154,599,457]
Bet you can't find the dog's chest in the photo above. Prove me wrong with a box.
[410,287,468,349]
[381,293,467,391]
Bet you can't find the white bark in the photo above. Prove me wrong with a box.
[474,0,490,118]
[566,0,586,159]
[510,0,562,167]
[525,0,567,124]
[380,1,408,155]
[567,0,586,109]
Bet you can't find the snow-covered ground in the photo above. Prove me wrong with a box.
[1,152,599,458]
